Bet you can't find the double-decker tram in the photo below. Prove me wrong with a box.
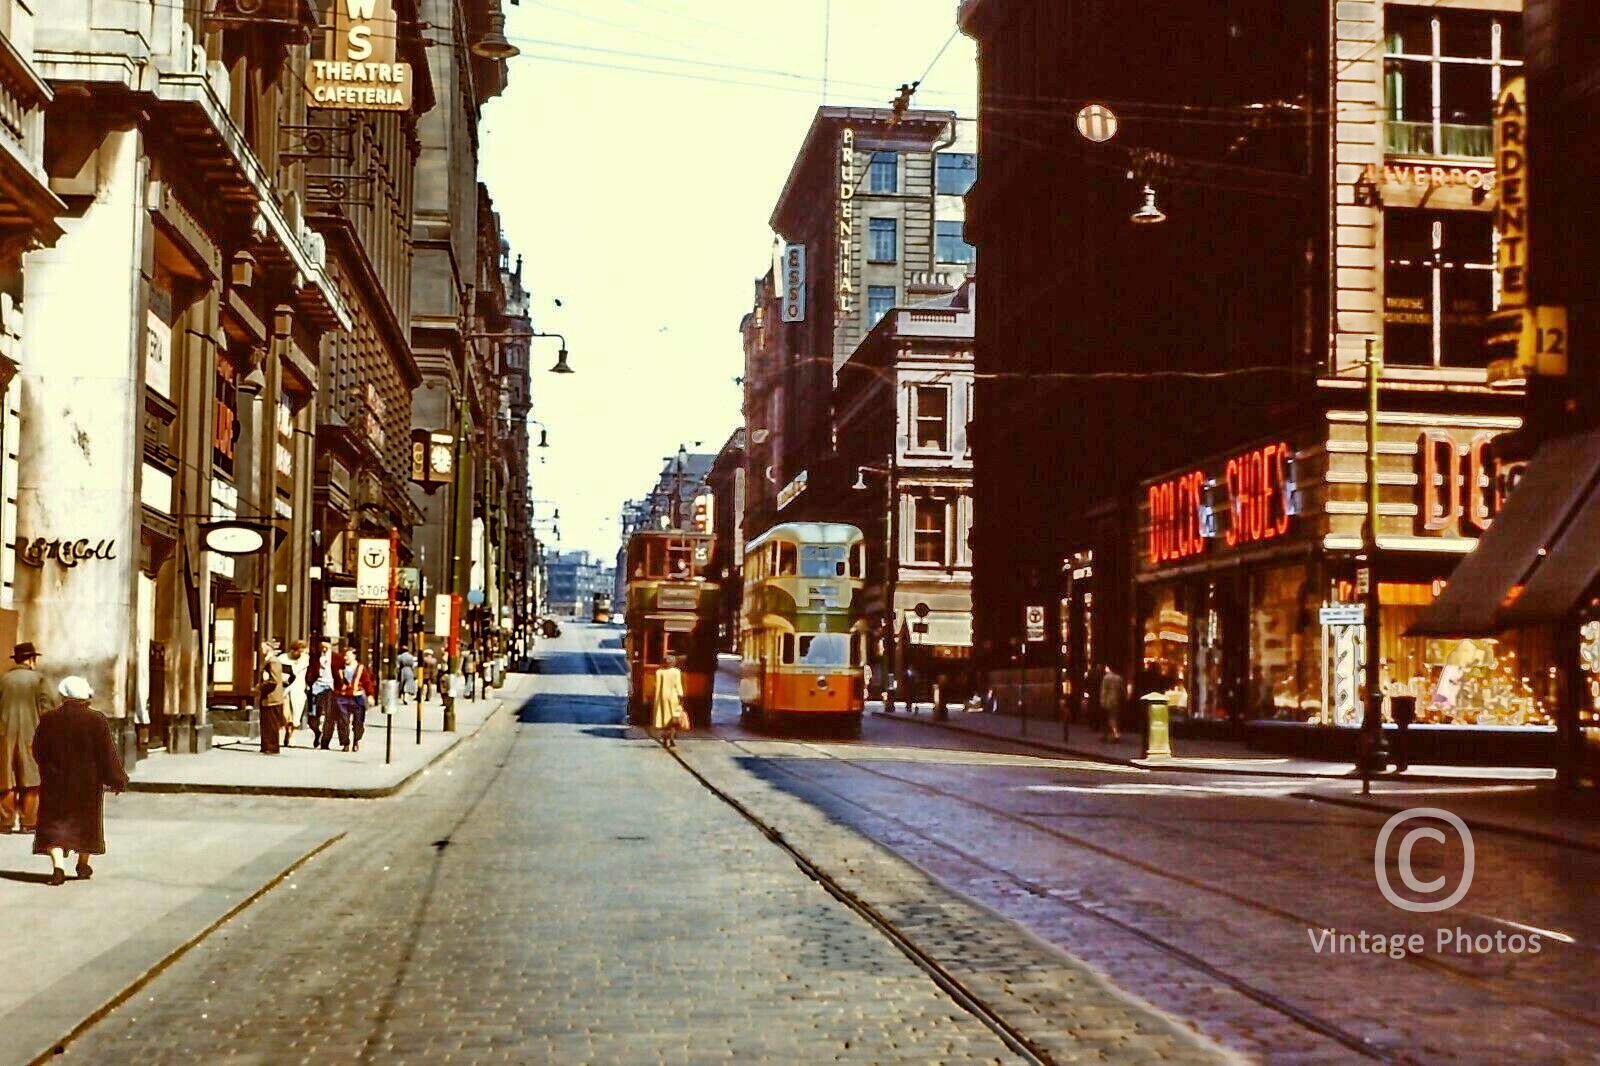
[623,531,717,728]
[739,523,868,734]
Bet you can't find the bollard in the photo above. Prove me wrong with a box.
[1141,692,1172,760]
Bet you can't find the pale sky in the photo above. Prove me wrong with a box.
[478,1,976,560]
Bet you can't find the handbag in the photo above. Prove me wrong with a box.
[671,709,691,732]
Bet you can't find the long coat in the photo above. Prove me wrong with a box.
[652,667,686,730]
[0,666,51,790]
[31,702,128,855]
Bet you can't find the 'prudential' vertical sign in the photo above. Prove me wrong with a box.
[837,129,855,317]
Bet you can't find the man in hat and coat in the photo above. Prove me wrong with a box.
[0,642,51,832]
[32,676,127,885]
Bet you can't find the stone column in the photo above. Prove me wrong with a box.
[17,129,147,759]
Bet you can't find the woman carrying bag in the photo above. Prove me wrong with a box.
[651,654,690,750]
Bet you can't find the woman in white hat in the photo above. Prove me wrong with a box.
[30,676,127,885]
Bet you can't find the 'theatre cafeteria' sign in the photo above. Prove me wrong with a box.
[308,0,413,112]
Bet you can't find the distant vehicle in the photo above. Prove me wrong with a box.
[540,618,561,639]
[624,530,716,728]
[592,591,612,624]
[738,522,867,735]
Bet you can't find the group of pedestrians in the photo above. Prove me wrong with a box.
[254,640,491,756]
[255,638,379,755]
[0,643,127,886]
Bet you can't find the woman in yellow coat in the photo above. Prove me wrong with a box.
[651,654,687,749]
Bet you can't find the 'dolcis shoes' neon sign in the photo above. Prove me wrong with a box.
[1146,441,1294,567]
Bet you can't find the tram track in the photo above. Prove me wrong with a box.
[718,739,1399,1064]
[714,737,1600,1059]
[562,633,1055,1062]
[581,640,1584,1061]
[666,741,1060,1066]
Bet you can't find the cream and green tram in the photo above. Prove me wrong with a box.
[738,523,869,732]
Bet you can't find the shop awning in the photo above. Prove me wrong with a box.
[1408,428,1600,637]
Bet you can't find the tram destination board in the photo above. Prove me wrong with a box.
[658,588,700,611]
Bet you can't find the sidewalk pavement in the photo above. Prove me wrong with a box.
[0,812,342,1066]
[127,675,528,797]
[873,702,1554,783]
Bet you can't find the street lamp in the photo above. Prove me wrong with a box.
[854,461,899,707]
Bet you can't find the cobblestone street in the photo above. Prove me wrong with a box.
[43,626,1237,1066]
[16,624,1597,1065]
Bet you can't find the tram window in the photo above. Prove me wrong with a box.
[777,542,797,575]
[667,544,692,577]
[644,539,665,577]
[665,630,689,658]
[780,633,796,664]
[798,633,849,666]
[801,545,848,578]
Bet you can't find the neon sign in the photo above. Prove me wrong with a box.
[1147,470,1205,565]
[1224,442,1291,548]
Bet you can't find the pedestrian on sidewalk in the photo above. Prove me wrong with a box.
[420,648,438,703]
[652,654,688,750]
[257,640,285,755]
[280,639,309,747]
[332,644,374,752]
[397,649,418,703]
[1100,664,1125,743]
[0,642,50,833]
[31,676,126,886]
[315,640,350,751]
[462,646,479,701]
[310,640,335,748]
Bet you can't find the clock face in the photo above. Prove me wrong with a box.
[430,443,454,476]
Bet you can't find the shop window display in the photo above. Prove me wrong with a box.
[1249,565,1320,720]
[1140,586,1191,716]
[1382,587,1557,726]
[1582,620,1600,725]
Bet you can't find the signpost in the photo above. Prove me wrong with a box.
[356,537,390,601]
[1024,605,1046,643]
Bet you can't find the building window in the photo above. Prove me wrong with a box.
[1383,210,1493,368]
[913,497,948,564]
[1384,9,1521,158]
[868,217,897,263]
[912,385,949,451]
[867,285,895,327]
[935,220,975,265]
[869,151,897,193]
[935,152,977,195]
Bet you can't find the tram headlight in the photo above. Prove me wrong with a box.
[816,675,829,689]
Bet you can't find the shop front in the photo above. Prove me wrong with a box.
[1137,438,1317,734]
[1134,411,1551,760]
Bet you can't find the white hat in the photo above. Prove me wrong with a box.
[57,675,93,701]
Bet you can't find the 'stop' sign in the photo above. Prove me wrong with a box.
[309,0,413,112]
